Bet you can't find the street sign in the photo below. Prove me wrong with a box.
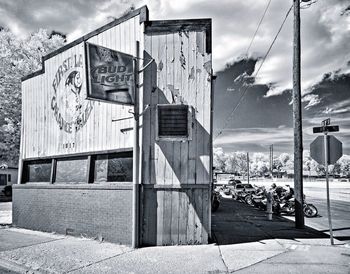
[322,118,330,126]
[313,125,339,134]
[310,135,343,165]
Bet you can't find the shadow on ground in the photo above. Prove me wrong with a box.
[211,198,328,245]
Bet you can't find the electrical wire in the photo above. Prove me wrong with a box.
[214,4,293,141]
[246,0,272,56]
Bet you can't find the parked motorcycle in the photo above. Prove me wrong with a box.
[303,202,318,218]
[245,187,280,214]
[245,185,265,206]
[275,188,318,218]
[278,197,296,215]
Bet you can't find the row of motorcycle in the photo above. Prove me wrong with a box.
[213,183,318,218]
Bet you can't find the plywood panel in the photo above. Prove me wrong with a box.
[155,34,166,185]
[172,32,182,186]
[142,34,152,185]
[163,33,174,185]
[187,31,197,184]
[195,31,205,185]
[156,190,164,245]
[179,31,189,185]
[141,187,157,245]
[178,189,188,244]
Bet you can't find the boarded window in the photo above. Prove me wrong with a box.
[94,152,133,182]
[157,105,191,140]
[55,157,88,184]
[24,161,52,183]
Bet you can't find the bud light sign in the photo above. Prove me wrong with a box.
[86,42,135,105]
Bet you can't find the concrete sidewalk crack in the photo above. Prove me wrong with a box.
[65,248,136,273]
[217,245,229,273]
[231,250,289,273]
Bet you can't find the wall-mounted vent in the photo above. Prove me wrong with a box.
[156,104,192,141]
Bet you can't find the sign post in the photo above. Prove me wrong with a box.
[132,41,140,248]
[323,132,334,245]
[310,119,342,245]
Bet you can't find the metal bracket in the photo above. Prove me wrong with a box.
[127,104,150,117]
[137,58,155,73]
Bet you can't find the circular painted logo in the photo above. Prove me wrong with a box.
[51,54,93,133]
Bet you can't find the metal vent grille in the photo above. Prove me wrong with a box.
[157,105,189,138]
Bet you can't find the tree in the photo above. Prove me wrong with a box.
[0,28,65,165]
[213,147,227,171]
[225,154,238,173]
[339,155,350,177]
[235,152,248,175]
[279,153,291,167]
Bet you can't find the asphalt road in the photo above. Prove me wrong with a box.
[293,196,350,239]
[282,185,350,240]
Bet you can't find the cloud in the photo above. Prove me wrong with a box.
[302,94,322,109]
[0,0,142,39]
[322,99,350,114]
[214,127,293,146]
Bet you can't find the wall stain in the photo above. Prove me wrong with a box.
[158,60,163,72]
[189,67,195,80]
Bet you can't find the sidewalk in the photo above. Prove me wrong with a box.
[0,199,349,273]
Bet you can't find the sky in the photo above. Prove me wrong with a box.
[0,0,349,155]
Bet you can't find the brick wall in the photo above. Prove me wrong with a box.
[12,184,133,245]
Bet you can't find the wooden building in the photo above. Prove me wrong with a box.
[13,6,213,246]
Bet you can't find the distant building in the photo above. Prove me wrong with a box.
[0,164,18,192]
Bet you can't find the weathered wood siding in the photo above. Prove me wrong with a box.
[141,21,212,245]
[21,15,144,159]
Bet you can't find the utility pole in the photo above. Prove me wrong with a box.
[247,152,250,184]
[269,144,274,176]
[293,0,304,229]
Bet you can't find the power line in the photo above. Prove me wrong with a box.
[254,4,293,76]
[246,0,272,56]
[214,4,293,141]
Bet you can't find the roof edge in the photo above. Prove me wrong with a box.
[21,5,149,82]
[145,18,212,53]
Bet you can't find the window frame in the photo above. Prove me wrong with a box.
[93,151,133,183]
[22,159,53,184]
[54,156,89,184]
[21,149,133,185]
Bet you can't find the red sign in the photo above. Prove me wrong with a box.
[86,42,135,105]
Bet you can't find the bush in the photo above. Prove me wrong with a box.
[2,185,12,197]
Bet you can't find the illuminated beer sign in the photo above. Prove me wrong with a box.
[86,42,135,105]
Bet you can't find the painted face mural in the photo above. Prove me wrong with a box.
[51,54,93,134]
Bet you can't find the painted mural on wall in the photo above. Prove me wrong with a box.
[51,54,93,133]
[86,43,135,105]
